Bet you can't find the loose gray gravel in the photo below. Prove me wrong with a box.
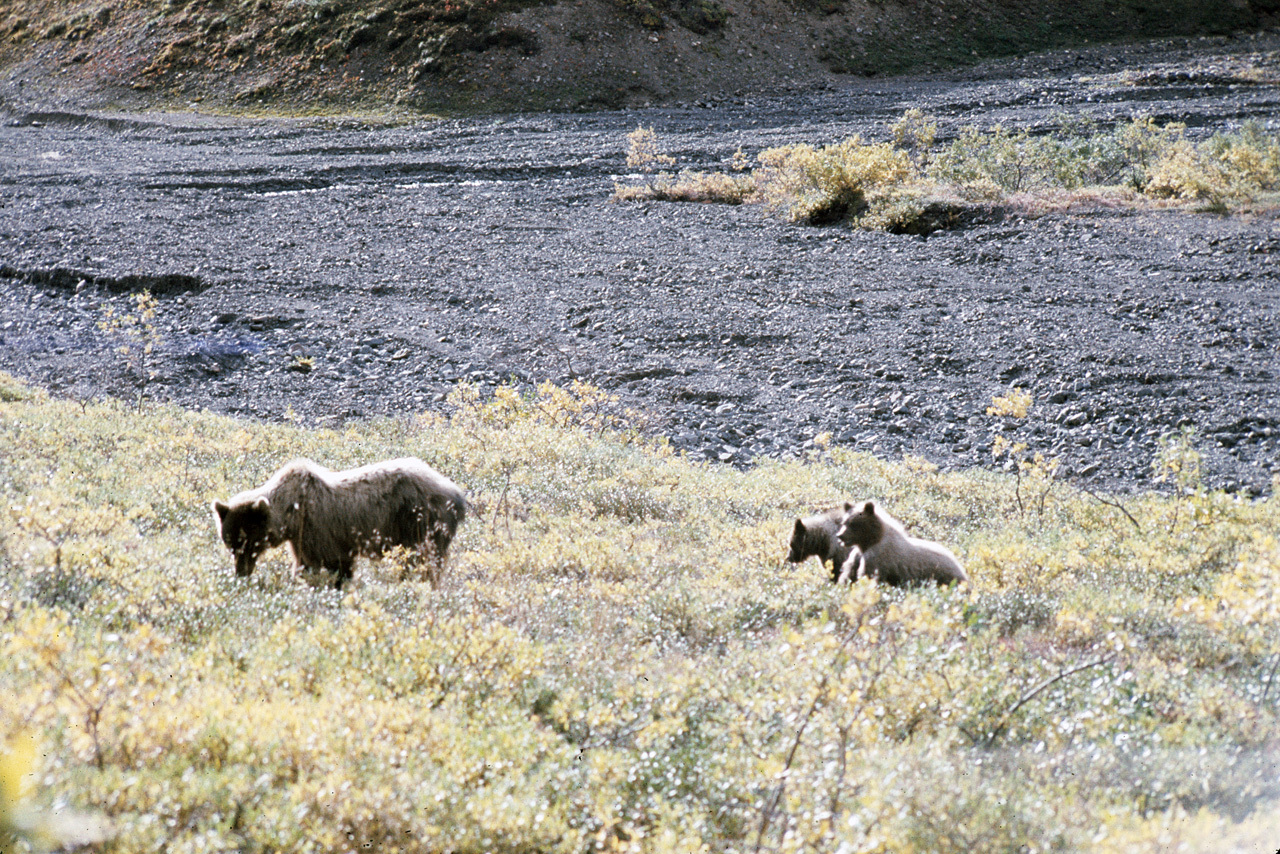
[2,33,1278,493]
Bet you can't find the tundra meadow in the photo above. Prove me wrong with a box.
[1,369,1278,853]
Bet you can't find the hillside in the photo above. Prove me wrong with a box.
[0,0,1275,113]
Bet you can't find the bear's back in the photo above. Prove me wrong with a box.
[870,532,966,585]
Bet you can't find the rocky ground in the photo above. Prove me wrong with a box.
[2,34,1279,495]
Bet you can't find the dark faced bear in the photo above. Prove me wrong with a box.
[212,496,278,578]
[213,457,467,590]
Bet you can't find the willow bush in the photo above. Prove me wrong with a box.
[1,371,1278,853]
[615,112,1280,228]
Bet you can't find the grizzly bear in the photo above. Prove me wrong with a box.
[212,457,466,590]
[787,504,855,582]
[835,500,967,587]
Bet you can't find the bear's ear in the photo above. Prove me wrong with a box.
[863,500,876,515]
[252,497,271,513]
[794,518,806,535]
[212,500,230,522]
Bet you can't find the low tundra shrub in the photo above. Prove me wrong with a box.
[617,114,1280,230]
[754,136,913,223]
[615,127,754,205]
[1146,120,1280,207]
[1,375,1279,852]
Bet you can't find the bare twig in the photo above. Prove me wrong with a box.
[1076,482,1142,532]
[754,669,832,853]
[971,654,1115,748]
[1262,651,1280,705]
[542,338,578,380]
[754,624,868,853]
[491,467,513,539]
[826,724,854,823]
[41,655,109,769]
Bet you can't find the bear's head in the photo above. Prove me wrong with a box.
[212,496,277,578]
[788,503,853,563]
[836,500,884,550]
[786,518,812,563]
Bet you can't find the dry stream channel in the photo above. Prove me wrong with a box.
[2,34,1279,494]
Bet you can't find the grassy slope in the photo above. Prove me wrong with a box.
[0,0,1272,113]
[1,372,1278,852]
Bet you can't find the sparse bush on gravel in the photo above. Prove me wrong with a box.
[1145,120,1280,207]
[616,112,1280,229]
[615,126,754,205]
[2,372,1279,852]
[753,136,913,224]
[938,116,1280,208]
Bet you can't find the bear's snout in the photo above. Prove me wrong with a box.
[234,550,258,577]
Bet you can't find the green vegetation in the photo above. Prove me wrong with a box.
[616,112,1280,230]
[2,370,1279,852]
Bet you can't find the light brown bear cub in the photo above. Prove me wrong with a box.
[835,500,966,587]
[788,503,855,583]
[212,457,466,590]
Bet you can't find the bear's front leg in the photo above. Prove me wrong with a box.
[836,550,864,585]
[330,560,356,590]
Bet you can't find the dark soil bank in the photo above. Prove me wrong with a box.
[2,36,1279,494]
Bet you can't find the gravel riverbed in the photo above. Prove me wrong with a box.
[2,33,1278,493]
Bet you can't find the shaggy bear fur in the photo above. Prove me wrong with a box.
[835,500,967,587]
[212,457,466,590]
[787,503,854,582]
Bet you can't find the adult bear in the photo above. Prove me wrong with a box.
[835,500,966,587]
[212,457,466,590]
[787,504,854,582]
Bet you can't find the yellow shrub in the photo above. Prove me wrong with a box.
[755,136,914,223]
[1,383,1278,853]
[1145,138,1235,205]
[1178,534,1280,657]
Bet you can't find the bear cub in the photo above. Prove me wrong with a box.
[835,500,966,587]
[787,503,855,583]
